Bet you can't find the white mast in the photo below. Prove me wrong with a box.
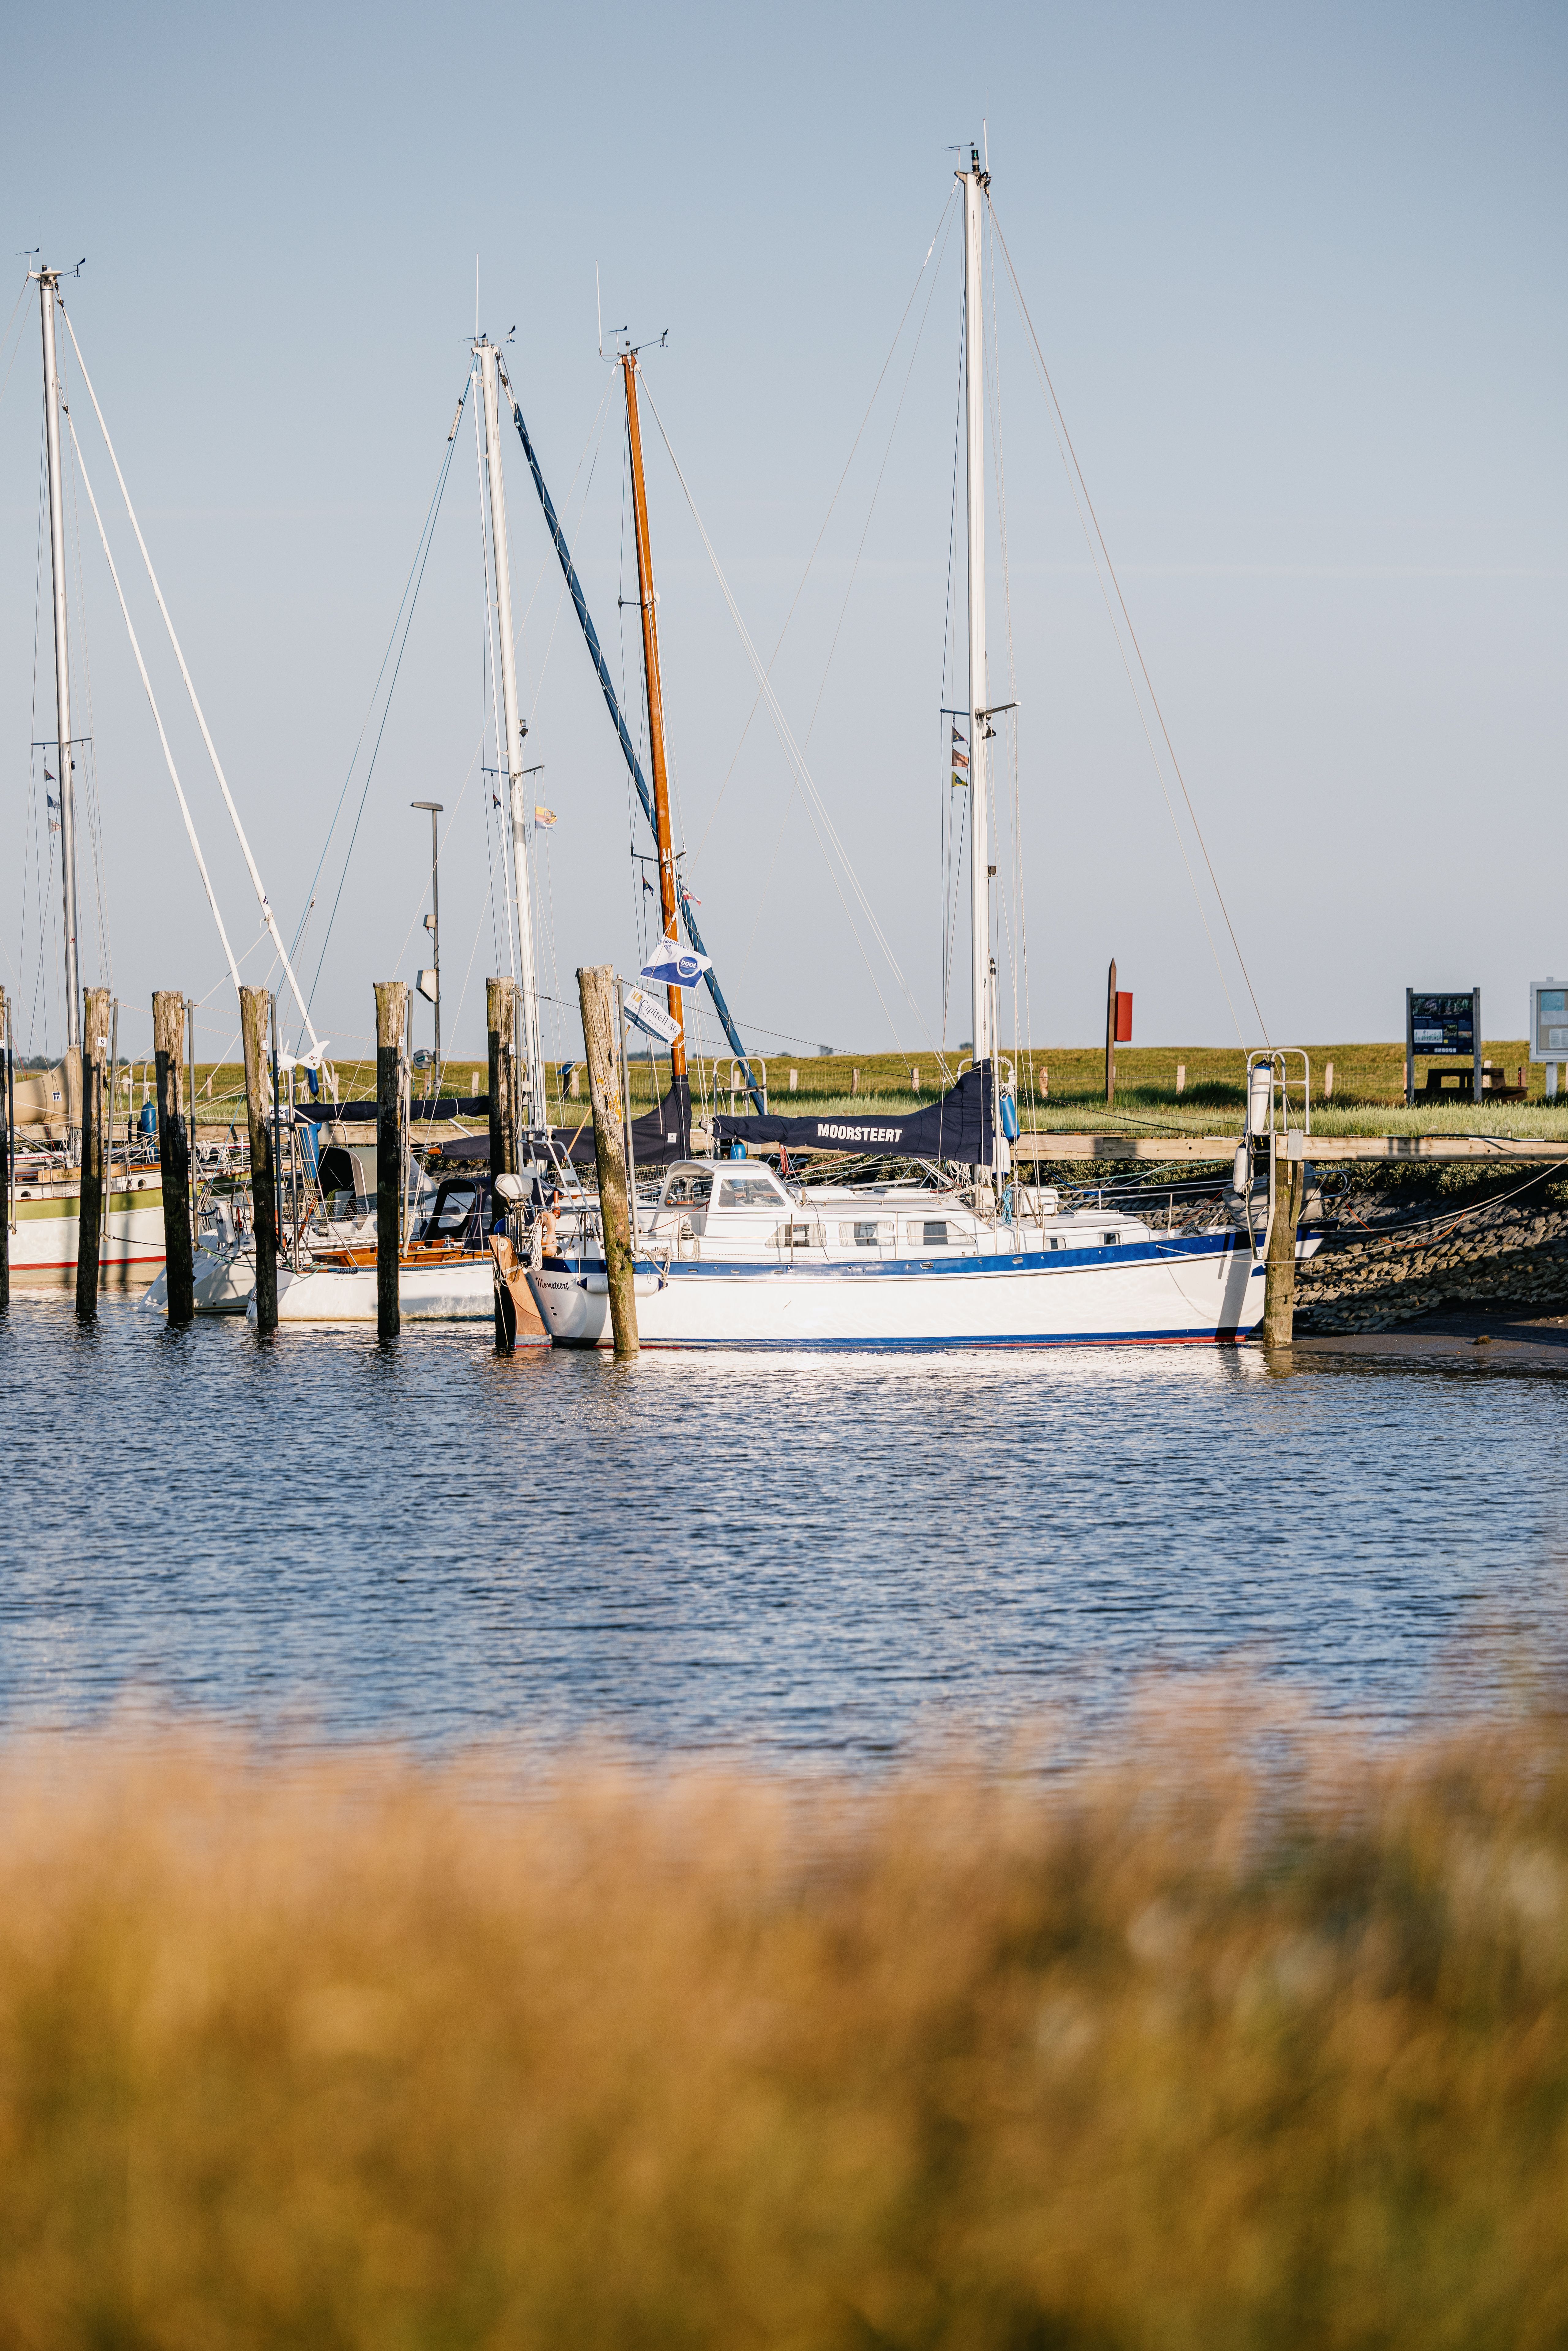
[961,153,991,1083]
[36,269,81,1051]
[476,336,546,1131]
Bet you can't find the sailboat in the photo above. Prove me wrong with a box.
[265,328,549,1329]
[9,267,345,1301]
[526,156,1271,1350]
[6,266,165,1288]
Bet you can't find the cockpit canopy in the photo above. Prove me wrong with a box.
[658,1161,789,1211]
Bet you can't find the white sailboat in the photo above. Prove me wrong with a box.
[7,266,165,1288]
[9,268,341,1297]
[527,156,1272,1351]
[260,330,547,1330]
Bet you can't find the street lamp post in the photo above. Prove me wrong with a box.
[411,801,443,1093]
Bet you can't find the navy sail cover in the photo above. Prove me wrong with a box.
[713,1061,994,1162]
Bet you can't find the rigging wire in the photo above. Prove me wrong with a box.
[938,290,966,1041]
[477,423,503,981]
[0,276,33,419]
[801,196,959,756]
[640,379,946,1063]
[301,391,467,1025]
[986,198,1269,1049]
[733,189,963,1005]
[15,389,45,1042]
[61,341,114,999]
[61,304,325,1056]
[291,376,470,972]
[65,415,244,998]
[982,198,1037,1124]
[692,183,959,867]
[472,360,516,988]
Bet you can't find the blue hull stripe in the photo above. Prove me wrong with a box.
[545,1232,1250,1283]
[553,1327,1249,1352]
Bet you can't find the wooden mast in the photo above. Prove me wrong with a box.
[620,352,688,1108]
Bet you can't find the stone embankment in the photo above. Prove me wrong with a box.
[1297,1202,1568,1332]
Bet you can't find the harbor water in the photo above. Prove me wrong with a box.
[4,1296,1565,1758]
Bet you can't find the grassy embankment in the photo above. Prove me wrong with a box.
[2,1714,1568,2343]
[119,1042,1568,1141]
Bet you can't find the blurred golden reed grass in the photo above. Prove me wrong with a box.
[2,1705,1566,2346]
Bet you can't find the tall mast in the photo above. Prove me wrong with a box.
[36,269,81,1052]
[476,336,546,1131]
[620,351,688,1119]
[961,153,991,1079]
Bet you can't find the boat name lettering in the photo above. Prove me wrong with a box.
[814,1123,902,1143]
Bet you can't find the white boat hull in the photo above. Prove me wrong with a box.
[255,1254,529,1325]
[529,1230,1266,1350]
[6,1178,166,1289]
[144,1240,256,1316]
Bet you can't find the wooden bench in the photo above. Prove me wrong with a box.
[1416,1063,1528,1102]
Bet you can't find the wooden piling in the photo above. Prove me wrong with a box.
[240,987,278,1333]
[375,981,408,1342]
[75,985,111,1321]
[577,963,639,1358]
[153,990,195,1326]
[487,977,518,1183]
[187,997,200,1249]
[1105,958,1118,1106]
[1263,1140,1306,1348]
[0,987,9,1313]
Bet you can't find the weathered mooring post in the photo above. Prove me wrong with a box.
[577,963,639,1358]
[1263,1137,1305,1348]
[153,990,194,1326]
[0,987,10,1313]
[487,976,518,1184]
[375,981,408,1342]
[75,985,111,1321]
[240,986,278,1333]
[1104,957,1118,1107]
[187,996,200,1253]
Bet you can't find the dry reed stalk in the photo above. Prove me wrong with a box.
[0,1711,1562,2346]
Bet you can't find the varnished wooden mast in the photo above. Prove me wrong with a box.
[620,352,686,1083]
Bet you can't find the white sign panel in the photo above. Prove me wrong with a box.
[1529,980,1568,1063]
[622,985,681,1047]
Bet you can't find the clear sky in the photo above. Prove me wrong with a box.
[1,1,1562,1075]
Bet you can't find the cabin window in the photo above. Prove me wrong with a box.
[1102,1230,1121,1246]
[839,1220,894,1247]
[1049,1236,1064,1251]
[908,1219,948,1247]
[718,1175,783,1209]
[663,1167,713,1207]
[780,1222,816,1249]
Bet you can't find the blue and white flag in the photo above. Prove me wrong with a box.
[639,931,710,989]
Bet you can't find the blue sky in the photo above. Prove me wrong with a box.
[1,1,1562,1072]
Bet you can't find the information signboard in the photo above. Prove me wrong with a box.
[1529,981,1568,1065]
[1405,986,1481,1107]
